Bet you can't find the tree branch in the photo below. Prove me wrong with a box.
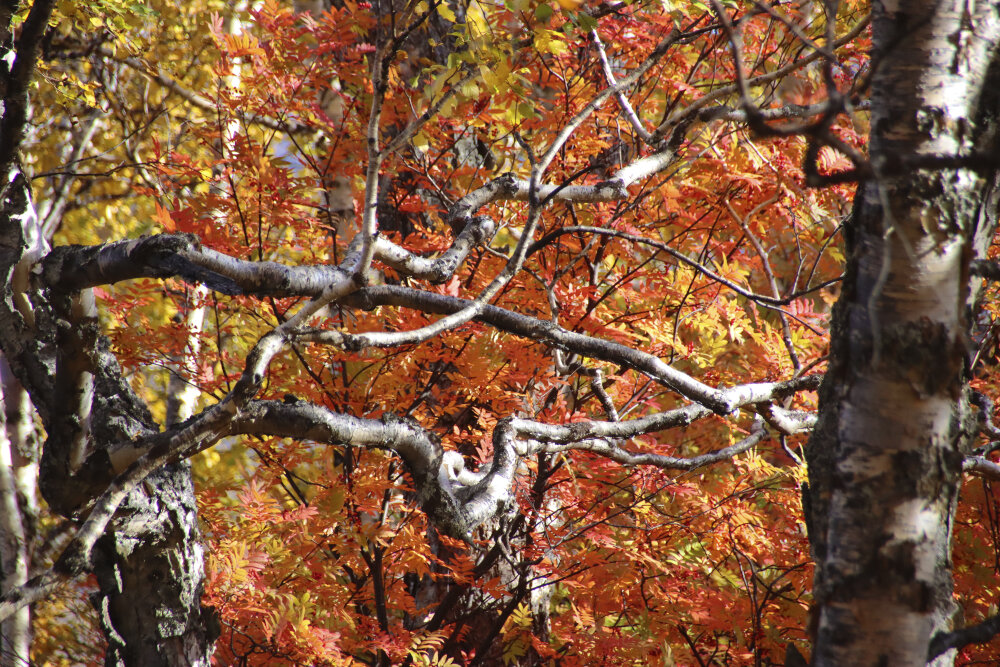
[40,214,496,295]
[520,416,769,469]
[528,224,841,315]
[929,612,1000,661]
[963,456,1000,480]
[339,286,822,411]
[698,99,870,124]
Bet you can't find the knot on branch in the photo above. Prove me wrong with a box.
[119,232,201,273]
[467,215,496,244]
[594,179,628,199]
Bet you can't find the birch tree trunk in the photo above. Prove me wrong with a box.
[805,2,1000,665]
[0,359,38,667]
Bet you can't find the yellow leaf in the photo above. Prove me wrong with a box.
[436,2,456,23]
[412,130,431,152]
[536,30,567,56]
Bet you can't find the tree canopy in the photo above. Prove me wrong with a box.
[2,0,1000,665]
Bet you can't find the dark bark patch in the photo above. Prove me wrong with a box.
[878,318,961,398]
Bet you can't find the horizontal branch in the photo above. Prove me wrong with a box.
[519,416,769,469]
[447,152,676,225]
[308,286,727,412]
[970,258,1000,281]
[38,227,823,420]
[963,456,1000,480]
[40,212,495,294]
[0,364,822,623]
[337,285,822,413]
[698,99,870,124]
[0,570,63,627]
[40,233,349,295]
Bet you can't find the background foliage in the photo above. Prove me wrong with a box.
[20,0,1000,664]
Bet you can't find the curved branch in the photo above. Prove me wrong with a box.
[963,456,1000,480]
[374,215,495,283]
[522,417,769,469]
[40,229,821,417]
[301,291,730,412]
[0,364,821,624]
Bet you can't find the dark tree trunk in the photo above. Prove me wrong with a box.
[91,465,217,667]
[805,3,1000,665]
[0,171,217,665]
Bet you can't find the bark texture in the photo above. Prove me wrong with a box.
[0,359,38,667]
[0,170,216,666]
[805,2,1000,665]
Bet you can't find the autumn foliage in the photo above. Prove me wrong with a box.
[15,0,1000,664]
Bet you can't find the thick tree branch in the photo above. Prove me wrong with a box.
[963,456,1000,480]
[41,233,353,295]
[373,215,495,283]
[0,364,820,623]
[699,99,870,124]
[971,259,1000,282]
[40,213,495,294]
[38,225,823,420]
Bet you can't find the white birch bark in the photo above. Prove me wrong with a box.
[805,2,1000,664]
